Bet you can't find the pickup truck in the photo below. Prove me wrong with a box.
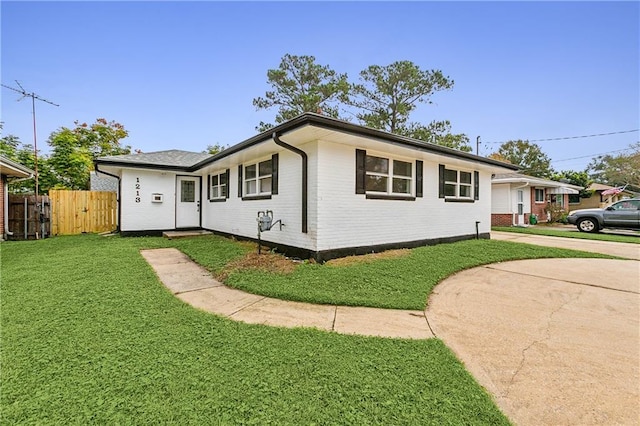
[567,198,640,233]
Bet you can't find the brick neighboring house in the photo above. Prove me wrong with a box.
[1,156,34,240]
[491,173,583,226]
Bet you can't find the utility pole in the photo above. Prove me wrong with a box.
[476,136,481,156]
[1,81,59,239]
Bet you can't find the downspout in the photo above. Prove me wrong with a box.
[94,163,122,232]
[272,132,307,233]
[512,182,529,226]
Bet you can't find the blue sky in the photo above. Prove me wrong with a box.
[2,1,638,172]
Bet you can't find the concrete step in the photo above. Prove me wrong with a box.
[162,229,213,239]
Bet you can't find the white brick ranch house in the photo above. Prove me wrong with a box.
[95,113,518,261]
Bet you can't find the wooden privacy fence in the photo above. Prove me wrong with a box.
[7,195,51,240]
[50,190,117,235]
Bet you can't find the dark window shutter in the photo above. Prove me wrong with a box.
[225,169,230,199]
[271,153,279,195]
[207,175,211,200]
[474,171,480,200]
[438,164,445,198]
[415,160,423,198]
[356,149,366,194]
[237,165,243,198]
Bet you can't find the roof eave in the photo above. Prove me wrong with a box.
[190,113,520,172]
[93,160,191,172]
[0,157,35,178]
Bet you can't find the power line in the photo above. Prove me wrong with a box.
[550,146,636,164]
[485,128,638,145]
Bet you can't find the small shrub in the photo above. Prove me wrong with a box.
[545,203,568,223]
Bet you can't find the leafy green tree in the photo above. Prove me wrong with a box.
[552,170,593,198]
[587,142,640,192]
[492,140,553,178]
[0,141,55,194]
[400,120,472,152]
[0,134,21,160]
[47,118,131,190]
[1,126,52,193]
[253,54,350,131]
[349,60,454,133]
[203,143,227,155]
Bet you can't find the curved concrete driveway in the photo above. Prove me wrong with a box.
[426,258,639,425]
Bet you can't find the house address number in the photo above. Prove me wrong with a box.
[135,177,141,203]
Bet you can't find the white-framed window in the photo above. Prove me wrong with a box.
[365,154,413,195]
[444,168,473,199]
[210,171,227,199]
[534,188,545,203]
[244,159,272,196]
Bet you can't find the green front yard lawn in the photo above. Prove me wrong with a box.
[493,226,640,244]
[1,235,510,424]
[1,234,613,424]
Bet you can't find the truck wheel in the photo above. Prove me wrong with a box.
[577,218,599,233]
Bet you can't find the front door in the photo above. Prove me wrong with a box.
[516,190,525,225]
[176,176,200,228]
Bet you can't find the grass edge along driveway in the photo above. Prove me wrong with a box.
[492,225,640,244]
[197,239,614,310]
[1,235,511,425]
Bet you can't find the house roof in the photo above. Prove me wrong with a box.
[586,182,632,192]
[0,155,35,178]
[90,171,118,191]
[97,150,212,171]
[492,173,583,191]
[96,113,520,172]
[588,182,614,191]
[587,182,637,196]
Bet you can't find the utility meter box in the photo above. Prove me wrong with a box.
[258,215,272,232]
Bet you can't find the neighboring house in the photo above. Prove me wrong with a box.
[491,173,583,226]
[1,156,35,240]
[89,170,119,192]
[95,113,518,261]
[570,183,636,210]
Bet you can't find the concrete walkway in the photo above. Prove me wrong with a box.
[491,230,640,260]
[140,248,433,339]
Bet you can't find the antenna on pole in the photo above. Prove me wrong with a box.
[2,81,59,239]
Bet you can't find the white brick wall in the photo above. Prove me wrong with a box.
[315,140,492,251]
[120,169,179,231]
[118,136,499,255]
[201,141,318,251]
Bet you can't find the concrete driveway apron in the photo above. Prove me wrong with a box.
[426,258,639,425]
[491,230,640,260]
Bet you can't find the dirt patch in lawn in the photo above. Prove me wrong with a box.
[326,249,411,267]
[216,251,297,281]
